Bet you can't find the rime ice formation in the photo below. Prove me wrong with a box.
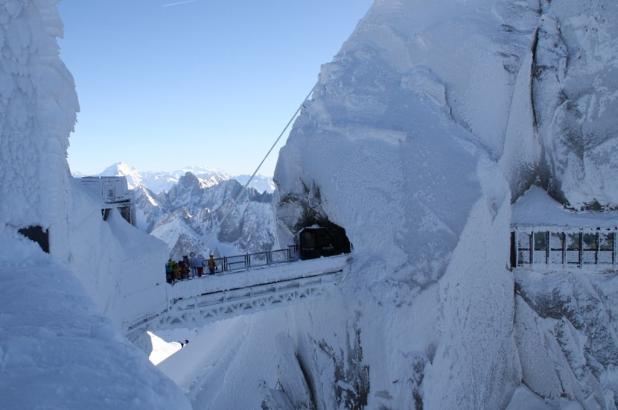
[0,2,189,408]
[2,0,617,408]
[0,0,78,259]
[534,1,618,209]
[254,0,617,408]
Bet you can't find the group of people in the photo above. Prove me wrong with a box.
[165,252,218,283]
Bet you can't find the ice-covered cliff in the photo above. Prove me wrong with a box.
[0,0,78,260]
[0,2,189,408]
[533,1,618,209]
[172,0,618,408]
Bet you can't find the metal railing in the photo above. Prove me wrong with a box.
[511,227,617,268]
[169,245,300,282]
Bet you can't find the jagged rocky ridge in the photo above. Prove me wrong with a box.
[93,161,276,194]
[132,172,277,258]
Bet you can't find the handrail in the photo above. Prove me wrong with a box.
[511,228,617,268]
[167,245,300,282]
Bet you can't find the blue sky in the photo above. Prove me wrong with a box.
[59,0,372,176]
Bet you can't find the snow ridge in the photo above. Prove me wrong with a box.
[134,172,277,258]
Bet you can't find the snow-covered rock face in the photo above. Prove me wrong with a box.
[534,1,618,209]
[0,0,78,258]
[267,0,618,408]
[0,3,192,408]
[276,0,542,282]
[515,269,618,407]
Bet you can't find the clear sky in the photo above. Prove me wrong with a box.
[59,0,373,176]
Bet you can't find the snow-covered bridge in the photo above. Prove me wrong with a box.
[124,255,350,339]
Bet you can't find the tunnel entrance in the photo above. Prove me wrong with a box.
[298,221,351,260]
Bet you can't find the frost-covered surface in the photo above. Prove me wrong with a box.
[513,186,618,229]
[269,0,537,407]
[0,0,78,259]
[0,230,190,410]
[0,3,190,408]
[515,268,618,408]
[67,179,169,326]
[3,0,617,407]
[533,1,618,209]
[167,0,618,408]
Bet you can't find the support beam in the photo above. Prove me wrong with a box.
[530,232,534,264]
[578,232,583,267]
[561,233,566,265]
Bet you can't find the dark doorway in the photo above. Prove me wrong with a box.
[18,225,50,254]
[298,222,351,260]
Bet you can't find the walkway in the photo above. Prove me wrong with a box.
[125,255,350,339]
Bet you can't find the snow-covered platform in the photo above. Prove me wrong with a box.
[125,255,350,337]
[511,187,618,268]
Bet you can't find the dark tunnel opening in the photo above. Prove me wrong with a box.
[297,220,352,260]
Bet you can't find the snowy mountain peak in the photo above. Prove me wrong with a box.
[80,163,275,194]
[100,162,142,189]
[177,172,202,189]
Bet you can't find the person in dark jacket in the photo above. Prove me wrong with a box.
[165,259,174,283]
[182,255,190,278]
[173,262,182,283]
[208,254,217,275]
[178,260,188,280]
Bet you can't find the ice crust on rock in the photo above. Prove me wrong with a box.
[0,0,78,259]
[533,0,618,209]
[2,0,617,408]
[0,2,189,408]
[223,0,618,408]
[0,230,191,410]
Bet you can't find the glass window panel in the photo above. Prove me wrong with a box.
[517,233,532,249]
[534,232,548,251]
[600,233,614,251]
[598,251,613,264]
[566,250,580,264]
[549,233,564,250]
[582,233,598,251]
[518,249,530,264]
[566,233,580,251]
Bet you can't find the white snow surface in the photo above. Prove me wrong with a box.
[0,229,190,410]
[67,180,169,326]
[513,186,618,229]
[0,3,189,408]
[269,1,538,406]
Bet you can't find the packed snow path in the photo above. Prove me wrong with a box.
[125,255,350,339]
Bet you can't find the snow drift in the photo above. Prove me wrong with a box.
[0,2,188,408]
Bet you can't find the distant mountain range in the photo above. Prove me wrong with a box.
[74,162,278,259]
[74,162,276,194]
